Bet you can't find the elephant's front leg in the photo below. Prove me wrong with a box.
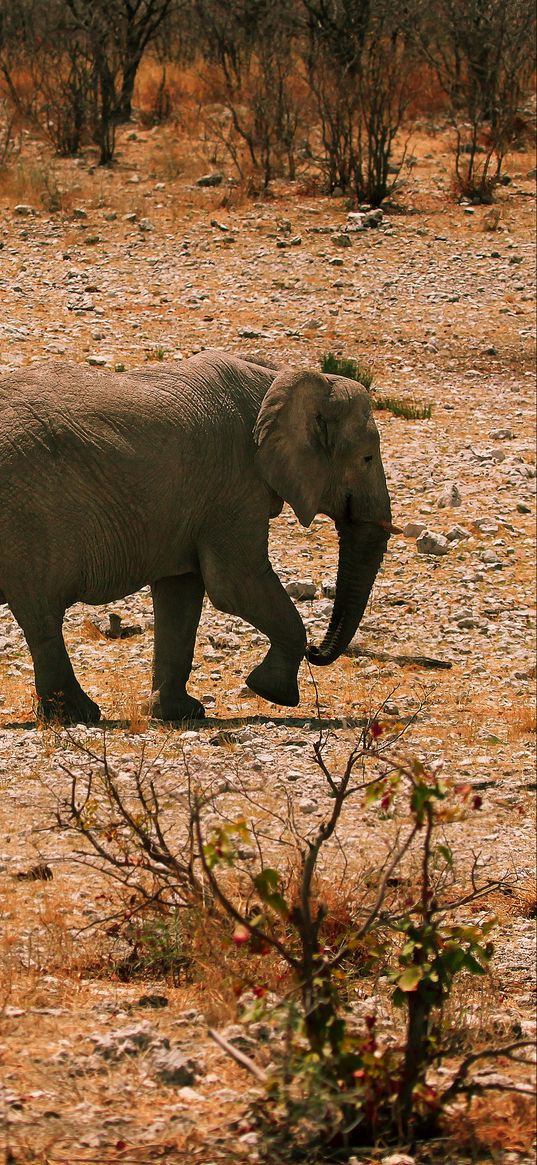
[203,556,307,708]
[149,573,206,720]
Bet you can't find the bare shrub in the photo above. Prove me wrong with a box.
[413,0,537,201]
[194,0,306,187]
[300,0,416,204]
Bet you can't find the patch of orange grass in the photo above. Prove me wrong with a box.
[506,702,536,739]
[189,909,291,1025]
[450,1092,536,1156]
[81,616,106,641]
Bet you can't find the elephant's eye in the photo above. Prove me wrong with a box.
[364,455,373,463]
[315,414,331,453]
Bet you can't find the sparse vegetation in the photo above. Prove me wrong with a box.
[321,350,375,390]
[321,353,432,420]
[0,0,533,188]
[50,710,533,1158]
[374,395,433,421]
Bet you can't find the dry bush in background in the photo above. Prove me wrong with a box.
[0,0,534,196]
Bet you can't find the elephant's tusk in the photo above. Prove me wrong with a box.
[378,519,403,536]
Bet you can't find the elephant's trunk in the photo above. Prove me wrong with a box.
[306,520,388,666]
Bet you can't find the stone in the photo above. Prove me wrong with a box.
[196,173,224,187]
[489,427,512,439]
[480,549,502,565]
[90,1022,156,1060]
[153,1049,201,1086]
[363,209,384,227]
[137,994,169,1009]
[14,204,36,216]
[237,327,264,339]
[381,1155,415,1165]
[332,232,352,247]
[87,356,107,366]
[299,797,318,814]
[322,580,336,598]
[403,521,427,538]
[446,524,471,541]
[416,530,450,556]
[285,581,317,600]
[437,482,462,508]
[72,208,88,219]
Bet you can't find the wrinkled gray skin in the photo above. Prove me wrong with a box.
[0,351,391,724]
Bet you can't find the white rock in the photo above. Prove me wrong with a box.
[299,798,318,814]
[437,482,462,508]
[416,530,450,556]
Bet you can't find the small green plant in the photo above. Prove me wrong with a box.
[321,353,432,419]
[145,347,167,362]
[374,395,432,420]
[105,906,193,984]
[321,351,375,391]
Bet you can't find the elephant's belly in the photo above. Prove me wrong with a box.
[75,558,199,607]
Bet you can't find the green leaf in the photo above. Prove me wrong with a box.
[365,780,384,806]
[254,868,280,897]
[254,870,289,917]
[401,939,420,957]
[398,966,423,992]
[462,952,488,976]
[437,844,454,866]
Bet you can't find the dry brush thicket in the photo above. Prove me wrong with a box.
[0,0,535,196]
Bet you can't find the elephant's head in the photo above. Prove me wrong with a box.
[254,368,393,665]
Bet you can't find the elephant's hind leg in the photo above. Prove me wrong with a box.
[149,573,205,721]
[18,610,101,725]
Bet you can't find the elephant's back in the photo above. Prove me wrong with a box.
[0,354,272,464]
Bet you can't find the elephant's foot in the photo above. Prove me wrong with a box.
[37,687,101,726]
[148,690,206,722]
[246,653,300,708]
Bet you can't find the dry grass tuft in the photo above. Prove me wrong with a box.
[450,1092,537,1156]
[81,616,106,641]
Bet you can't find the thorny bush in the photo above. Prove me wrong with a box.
[54,707,533,1156]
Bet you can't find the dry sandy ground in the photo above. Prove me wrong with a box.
[0,122,535,1164]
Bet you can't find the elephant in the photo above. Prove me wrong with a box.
[0,350,393,724]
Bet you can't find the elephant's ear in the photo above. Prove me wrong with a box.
[254,369,334,527]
